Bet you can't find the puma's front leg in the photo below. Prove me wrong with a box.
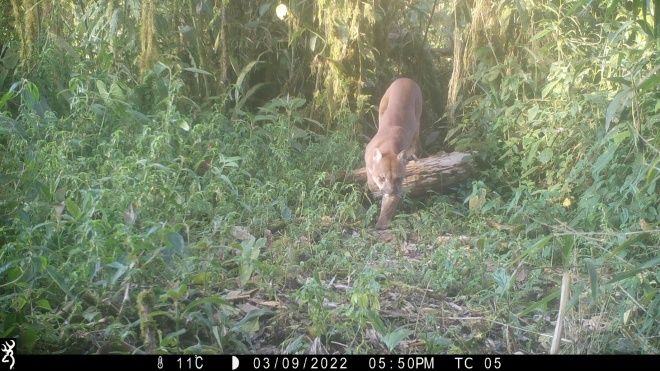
[375,194,401,229]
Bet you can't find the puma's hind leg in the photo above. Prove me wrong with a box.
[407,129,420,161]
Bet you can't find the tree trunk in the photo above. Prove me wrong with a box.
[347,151,478,199]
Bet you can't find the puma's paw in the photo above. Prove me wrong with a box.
[375,219,391,230]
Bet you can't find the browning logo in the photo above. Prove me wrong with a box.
[0,339,15,370]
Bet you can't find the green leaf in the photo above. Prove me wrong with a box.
[163,284,188,301]
[607,76,631,87]
[636,19,653,37]
[0,261,21,287]
[284,335,305,354]
[308,33,319,52]
[527,104,539,121]
[127,109,152,122]
[251,238,266,260]
[212,326,223,352]
[239,264,253,288]
[281,206,292,222]
[492,267,512,295]
[605,89,630,131]
[613,130,630,145]
[647,157,660,183]
[107,262,128,286]
[604,256,660,286]
[366,310,387,334]
[592,142,617,177]
[655,0,660,39]
[152,62,169,76]
[234,83,266,114]
[25,81,40,101]
[605,0,622,20]
[565,282,585,313]
[183,296,232,315]
[519,289,561,316]
[606,235,640,260]
[234,59,262,100]
[150,163,172,173]
[65,198,81,220]
[584,258,599,302]
[541,79,561,98]
[183,67,212,76]
[0,91,16,110]
[109,82,126,101]
[83,312,101,322]
[237,238,266,286]
[45,266,74,297]
[559,235,574,267]
[258,2,271,16]
[192,272,212,285]
[166,232,186,254]
[164,328,187,340]
[54,187,68,202]
[636,74,660,92]
[290,28,306,44]
[97,80,109,100]
[530,29,552,42]
[36,299,52,310]
[382,326,414,352]
[327,59,349,77]
[177,119,190,131]
[510,235,553,267]
[566,0,593,16]
[231,308,274,335]
[20,324,40,352]
[90,103,105,115]
[537,148,553,164]
[146,225,160,237]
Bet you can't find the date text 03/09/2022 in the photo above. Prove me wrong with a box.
[251,356,349,370]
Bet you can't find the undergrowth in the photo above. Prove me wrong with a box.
[1,0,658,355]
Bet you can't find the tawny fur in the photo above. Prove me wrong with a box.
[365,78,422,229]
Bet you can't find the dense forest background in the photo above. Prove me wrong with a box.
[1,0,658,354]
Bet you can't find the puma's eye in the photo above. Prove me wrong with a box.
[379,176,386,182]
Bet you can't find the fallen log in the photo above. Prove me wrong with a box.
[346,151,479,199]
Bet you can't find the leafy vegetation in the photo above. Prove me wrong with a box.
[1,0,658,355]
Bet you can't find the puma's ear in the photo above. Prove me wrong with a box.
[397,150,407,162]
[373,148,383,162]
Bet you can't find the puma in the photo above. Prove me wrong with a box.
[365,78,422,229]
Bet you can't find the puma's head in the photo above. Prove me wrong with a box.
[368,148,407,197]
